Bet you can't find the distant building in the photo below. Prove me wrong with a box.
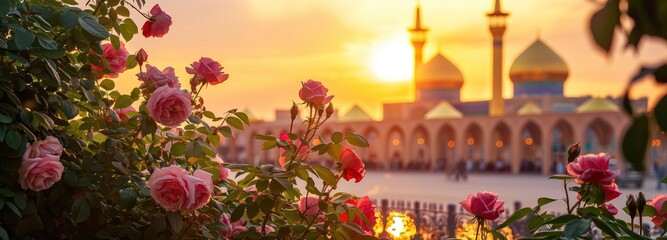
[222,0,665,174]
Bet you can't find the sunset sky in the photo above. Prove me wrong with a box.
[116,0,667,120]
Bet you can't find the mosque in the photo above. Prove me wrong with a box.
[221,0,665,174]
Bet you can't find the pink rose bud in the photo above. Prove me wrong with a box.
[566,153,619,185]
[142,4,173,38]
[460,191,505,221]
[627,195,637,219]
[298,80,334,106]
[290,102,299,121]
[638,192,646,216]
[90,42,129,78]
[298,196,321,216]
[651,194,667,227]
[325,103,334,118]
[146,86,193,127]
[185,57,229,85]
[114,106,136,119]
[136,48,148,66]
[340,148,366,183]
[602,203,618,215]
[19,137,65,191]
[567,143,581,163]
[339,196,376,234]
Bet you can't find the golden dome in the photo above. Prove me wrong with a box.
[576,98,620,113]
[416,53,464,89]
[509,39,568,82]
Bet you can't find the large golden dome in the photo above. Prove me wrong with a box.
[416,53,464,89]
[509,39,568,82]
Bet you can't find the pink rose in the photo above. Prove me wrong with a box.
[147,165,191,211]
[566,153,619,185]
[114,106,136,119]
[217,165,229,182]
[340,148,366,183]
[298,80,333,106]
[651,194,667,227]
[146,86,192,127]
[601,183,621,202]
[602,203,618,215]
[299,196,321,216]
[278,132,309,166]
[19,138,64,191]
[91,42,129,78]
[185,170,212,210]
[137,64,181,89]
[460,191,505,221]
[142,4,172,38]
[186,57,229,85]
[339,196,376,234]
[219,213,248,238]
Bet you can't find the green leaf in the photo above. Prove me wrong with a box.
[167,212,183,233]
[45,59,61,84]
[116,6,130,16]
[219,126,233,138]
[314,165,337,187]
[60,10,78,29]
[0,112,11,123]
[13,193,26,210]
[114,95,134,109]
[0,0,9,17]
[171,142,185,156]
[100,79,115,91]
[6,202,20,217]
[622,114,649,171]
[14,28,35,50]
[119,188,137,209]
[260,140,276,150]
[331,132,342,144]
[36,34,58,50]
[234,112,250,124]
[230,205,245,222]
[269,178,287,194]
[78,12,110,39]
[655,95,667,133]
[563,218,591,238]
[73,199,90,223]
[62,101,78,119]
[109,34,120,50]
[120,18,137,41]
[589,0,620,52]
[226,116,244,130]
[537,197,557,207]
[345,132,369,147]
[5,130,21,150]
[548,174,575,180]
[496,207,532,230]
[246,202,259,218]
[0,225,8,240]
[591,217,618,239]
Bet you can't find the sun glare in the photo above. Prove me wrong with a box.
[369,36,413,83]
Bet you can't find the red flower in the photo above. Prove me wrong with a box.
[602,203,618,215]
[142,4,172,38]
[460,191,505,221]
[136,48,148,66]
[601,183,621,202]
[566,153,618,185]
[339,196,376,234]
[340,148,366,183]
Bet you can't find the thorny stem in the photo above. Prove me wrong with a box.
[568,184,591,213]
[475,218,482,240]
[124,0,152,19]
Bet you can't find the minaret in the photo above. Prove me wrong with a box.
[487,0,509,116]
[409,3,428,99]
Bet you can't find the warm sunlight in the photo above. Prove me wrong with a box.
[369,36,414,83]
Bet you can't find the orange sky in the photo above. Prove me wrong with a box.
[116,0,667,120]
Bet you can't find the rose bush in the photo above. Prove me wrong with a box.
[0,1,378,239]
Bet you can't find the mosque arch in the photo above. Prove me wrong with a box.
[551,119,575,159]
[490,121,511,172]
[409,125,431,170]
[362,126,381,168]
[520,121,543,169]
[463,123,484,170]
[584,118,614,154]
[436,124,456,171]
[386,125,406,169]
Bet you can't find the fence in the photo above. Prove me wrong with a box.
[373,199,531,239]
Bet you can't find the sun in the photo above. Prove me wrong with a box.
[369,36,414,83]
